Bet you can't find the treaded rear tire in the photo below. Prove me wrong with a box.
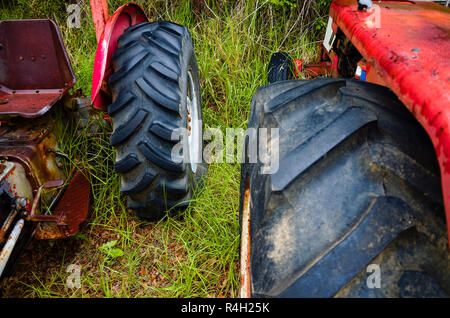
[108,21,206,219]
[240,78,450,297]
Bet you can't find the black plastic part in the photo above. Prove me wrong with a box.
[267,52,296,84]
[108,21,206,219]
[240,78,449,297]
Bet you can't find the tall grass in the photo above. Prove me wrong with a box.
[0,0,330,297]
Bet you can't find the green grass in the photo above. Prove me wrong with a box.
[0,0,329,297]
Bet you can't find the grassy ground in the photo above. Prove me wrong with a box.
[0,0,329,297]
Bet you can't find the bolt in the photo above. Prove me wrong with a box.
[16,197,27,208]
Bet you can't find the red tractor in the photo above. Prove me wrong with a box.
[240,0,450,297]
[0,1,204,279]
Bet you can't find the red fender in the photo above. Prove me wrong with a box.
[91,3,147,110]
[330,0,450,246]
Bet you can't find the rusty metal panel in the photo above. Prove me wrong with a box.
[0,161,33,201]
[240,177,251,298]
[34,170,90,240]
[0,19,75,117]
[0,115,65,189]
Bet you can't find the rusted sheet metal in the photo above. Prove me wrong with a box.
[0,90,64,118]
[0,161,14,181]
[0,210,17,244]
[0,161,33,202]
[0,115,65,190]
[240,177,252,298]
[34,170,90,240]
[0,102,89,241]
[0,19,75,117]
[91,3,147,110]
[330,0,450,246]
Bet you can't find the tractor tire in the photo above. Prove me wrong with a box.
[108,21,206,219]
[239,78,450,297]
[267,52,296,84]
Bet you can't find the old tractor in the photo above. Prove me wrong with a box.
[0,1,204,279]
[240,0,450,297]
[0,18,91,278]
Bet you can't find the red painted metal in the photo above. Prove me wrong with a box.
[0,19,75,117]
[330,0,450,243]
[91,3,148,110]
[294,43,339,78]
[295,58,339,77]
[90,0,110,42]
[0,110,66,197]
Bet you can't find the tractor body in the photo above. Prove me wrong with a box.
[0,18,92,278]
[298,0,450,241]
[0,0,146,278]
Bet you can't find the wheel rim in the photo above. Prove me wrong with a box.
[186,69,201,173]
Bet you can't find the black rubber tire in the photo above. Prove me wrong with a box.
[267,52,296,84]
[240,78,450,297]
[108,21,206,219]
